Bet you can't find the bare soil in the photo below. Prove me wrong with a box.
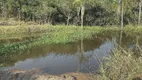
[0,69,92,80]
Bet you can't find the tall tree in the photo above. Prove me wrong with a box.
[74,0,96,27]
[56,0,75,25]
[119,0,123,28]
[138,0,142,25]
[21,0,40,21]
[0,0,139,26]
[35,0,56,24]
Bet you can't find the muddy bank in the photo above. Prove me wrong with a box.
[0,69,141,80]
[0,69,92,80]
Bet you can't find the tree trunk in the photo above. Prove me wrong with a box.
[47,14,50,24]
[18,3,22,21]
[17,8,21,25]
[30,14,33,21]
[67,17,69,26]
[67,14,71,26]
[81,5,85,28]
[23,12,27,22]
[138,0,142,25]
[119,29,123,45]
[76,7,80,26]
[2,1,8,20]
[117,1,121,26]
[120,0,124,28]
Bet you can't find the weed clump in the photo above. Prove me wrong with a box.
[97,47,142,80]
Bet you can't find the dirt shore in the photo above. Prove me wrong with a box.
[0,69,141,80]
[0,69,93,80]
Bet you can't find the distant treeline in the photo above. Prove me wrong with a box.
[0,0,141,26]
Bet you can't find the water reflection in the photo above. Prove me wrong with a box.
[0,33,45,43]
[1,31,142,74]
[2,41,114,75]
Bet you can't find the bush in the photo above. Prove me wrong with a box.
[97,47,142,80]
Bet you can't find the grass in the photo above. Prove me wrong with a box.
[1,24,142,79]
[123,25,142,36]
[1,24,142,57]
[1,24,142,56]
[95,46,142,80]
[0,25,51,34]
[0,25,108,55]
[1,24,142,55]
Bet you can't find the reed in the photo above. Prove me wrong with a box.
[96,46,142,80]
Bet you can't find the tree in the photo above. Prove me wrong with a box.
[35,0,56,24]
[0,0,8,19]
[119,0,124,28]
[0,0,139,26]
[138,0,142,25]
[20,0,40,21]
[56,0,75,25]
[74,0,96,27]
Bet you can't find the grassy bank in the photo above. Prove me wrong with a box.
[123,25,142,35]
[0,25,106,55]
[1,25,142,55]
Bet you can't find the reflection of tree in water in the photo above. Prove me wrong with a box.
[132,36,142,57]
[76,39,84,72]
[117,30,142,57]
[76,39,94,72]
[76,28,91,72]
[0,36,105,68]
[117,30,140,47]
[75,31,142,73]
[0,31,121,69]
[119,29,123,45]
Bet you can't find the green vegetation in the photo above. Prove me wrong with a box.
[0,25,105,55]
[96,46,142,80]
[0,0,142,79]
[124,25,142,35]
[0,0,141,26]
[1,24,142,56]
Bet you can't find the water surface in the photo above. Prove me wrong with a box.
[0,31,142,75]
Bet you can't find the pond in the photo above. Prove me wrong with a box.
[0,31,142,75]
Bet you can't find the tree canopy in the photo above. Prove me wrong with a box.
[0,0,140,26]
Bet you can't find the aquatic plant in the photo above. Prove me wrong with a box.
[0,25,106,55]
